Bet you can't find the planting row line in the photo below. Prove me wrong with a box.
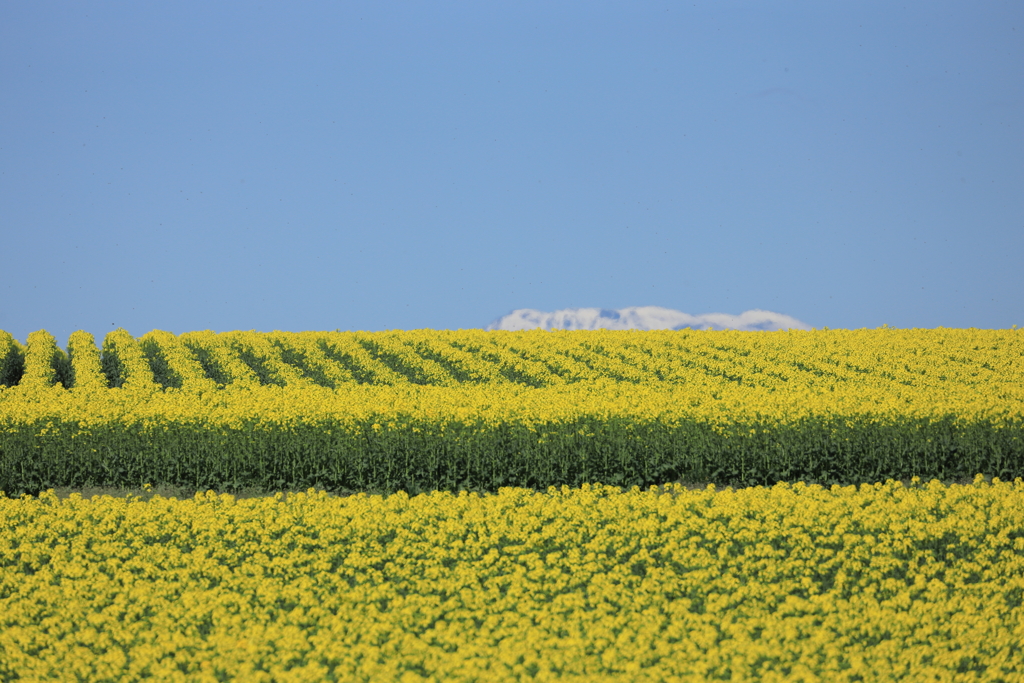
[1,327,1021,391]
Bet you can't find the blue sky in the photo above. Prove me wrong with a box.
[2,1,1021,344]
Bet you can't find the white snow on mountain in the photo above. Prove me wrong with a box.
[487,307,811,332]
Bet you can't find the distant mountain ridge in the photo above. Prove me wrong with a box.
[487,307,811,332]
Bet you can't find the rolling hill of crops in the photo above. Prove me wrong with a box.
[0,327,1021,494]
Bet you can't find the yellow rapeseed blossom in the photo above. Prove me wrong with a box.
[1,480,1022,681]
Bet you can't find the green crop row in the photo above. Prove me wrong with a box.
[1,409,1021,496]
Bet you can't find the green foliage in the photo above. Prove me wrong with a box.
[0,331,25,387]
[0,413,1020,496]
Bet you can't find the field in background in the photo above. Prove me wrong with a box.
[1,327,1022,495]
[3,328,1023,679]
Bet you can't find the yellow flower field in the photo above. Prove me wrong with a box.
[2,479,1022,681]
[0,328,1022,494]
[1,329,1022,679]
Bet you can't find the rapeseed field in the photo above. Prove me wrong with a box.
[3,479,1023,681]
[1,328,1022,680]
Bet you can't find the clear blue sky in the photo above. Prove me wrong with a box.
[2,1,1021,344]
